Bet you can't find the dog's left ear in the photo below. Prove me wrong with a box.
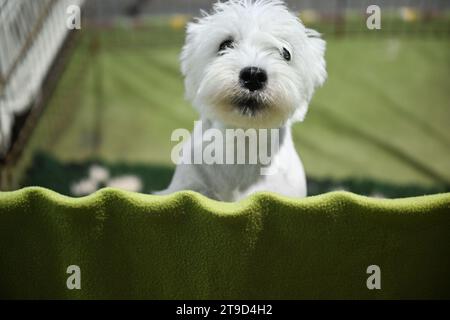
[293,28,327,122]
[305,28,327,89]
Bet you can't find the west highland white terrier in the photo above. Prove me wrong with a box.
[158,0,327,201]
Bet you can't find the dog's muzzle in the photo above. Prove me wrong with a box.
[233,67,268,116]
[232,94,266,116]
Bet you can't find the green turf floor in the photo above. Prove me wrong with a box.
[17,26,450,197]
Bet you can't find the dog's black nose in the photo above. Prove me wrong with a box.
[239,67,267,92]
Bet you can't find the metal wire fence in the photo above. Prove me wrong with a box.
[0,0,84,158]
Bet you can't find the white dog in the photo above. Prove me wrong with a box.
[158,0,326,201]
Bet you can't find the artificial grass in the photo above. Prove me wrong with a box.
[0,187,449,299]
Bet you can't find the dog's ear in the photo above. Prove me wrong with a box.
[292,28,327,122]
[305,28,327,88]
[180,21,200,77]
[180,21,204,102]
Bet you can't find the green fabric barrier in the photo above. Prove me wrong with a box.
[0,187,449,299]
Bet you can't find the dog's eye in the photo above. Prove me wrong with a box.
[282,47,291,61]
[219,39,235,54]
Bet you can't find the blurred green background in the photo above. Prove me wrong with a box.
[6,10,450,198]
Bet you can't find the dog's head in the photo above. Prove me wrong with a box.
[181,0,327,128]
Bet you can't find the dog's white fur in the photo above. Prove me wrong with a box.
[159,0,326,201]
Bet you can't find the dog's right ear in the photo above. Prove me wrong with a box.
[181,6,212,77]
[180,21,201,77]
[180,20,204,102]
